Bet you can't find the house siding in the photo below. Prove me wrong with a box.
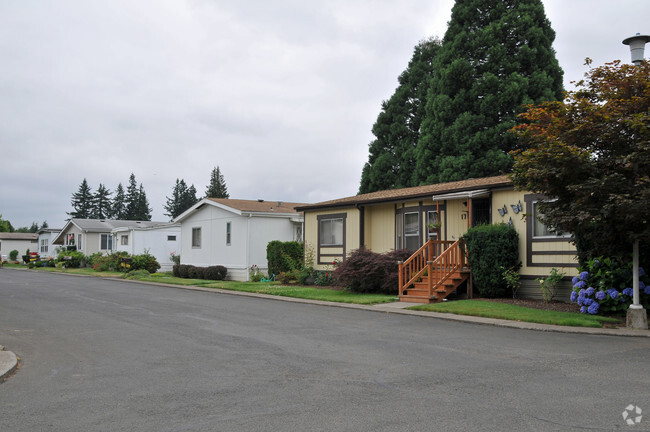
[180,203,301,280]
[303,182,581,300]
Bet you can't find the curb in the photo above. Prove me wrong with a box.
[0,345,18,382]
[110,277,650,338]
[4,267,650,337]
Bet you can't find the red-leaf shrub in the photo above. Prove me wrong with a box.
[333,248,412,294]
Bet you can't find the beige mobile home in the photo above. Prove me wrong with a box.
[296,175,578,302]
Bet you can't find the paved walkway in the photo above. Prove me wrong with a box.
[2,271,649,382]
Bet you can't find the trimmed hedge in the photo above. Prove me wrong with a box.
[462,223,520,298]
[173,264,227,281]
[267,241,303,276]
[333,248,412,294]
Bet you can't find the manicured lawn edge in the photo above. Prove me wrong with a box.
[408,300,621,328]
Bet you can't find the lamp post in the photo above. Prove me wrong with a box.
[622,33,649,330]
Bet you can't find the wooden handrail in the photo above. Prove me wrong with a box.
[399,239,467,299]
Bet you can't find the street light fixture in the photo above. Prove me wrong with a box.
[623,33,650,65]
[622,33,649,329]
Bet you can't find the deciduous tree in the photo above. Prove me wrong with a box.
[510,60,650,263]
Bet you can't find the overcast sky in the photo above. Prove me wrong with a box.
[1,0,648,229]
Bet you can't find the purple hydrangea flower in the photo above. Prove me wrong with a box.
[574,281,587,289]
[580,306,587,314]
[640,267,646,277]
[572,276,579,285]
[583,298,593,306]
[593,259,600,267]
[595,290,607,301]
[622,287,633,296]
[577,296,584,306]
[579,271,589,281]
[578,288,586,297]
[586,287,595,296]
[640,281,646,290]
[587,302,599,315]
[608,289,619,300]
[570,291,578,302]
[644,285,650,295]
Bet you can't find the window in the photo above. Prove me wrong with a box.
[100,233,113,250]
[404,212,420,251]
[121,235,128,246]
[192,227,201,248]
[40,239,48,253]
[77,234,82,251]
[167,235,176,241]
[532,201,569,238]
[319,218,343,246]
[294,225,303,242]
[427,211,439,240]
[226,222,231,246]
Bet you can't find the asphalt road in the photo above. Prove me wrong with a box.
[1,270,649,431]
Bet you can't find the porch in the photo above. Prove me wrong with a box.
[398,239,472,303]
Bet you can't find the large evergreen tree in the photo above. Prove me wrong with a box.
[91,183,112,219]
[359,38,441,193]
[413,0,564,184]
[112,183,127,220]
[205,166,230,198]
[124,173,140,220]
[68,178,94,219]
[164,179,199,220]
[135,184,152,221]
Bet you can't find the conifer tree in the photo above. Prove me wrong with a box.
[205,166,230,198]
[164,179,199,220]
[135,184,152,221]
[124,173,140,220]
[68,178,94,219]
[91,183,112,219]
[414,0,564,184]
[112,183,127,220]
[359,37,441,193]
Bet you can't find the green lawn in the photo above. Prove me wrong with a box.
[409,300,621,328]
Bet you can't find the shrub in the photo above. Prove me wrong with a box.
[462,224,520,298]
[570,257,650,315]
[249,265,264,282]
[267,241,304,276]
[314,270,336,286]
[538,268,565,302]
[88,252,129,272]
[172,264,181,277]
[278,270,300,284]
[178,264,191,278]
[9,250,19,261]
[334,248,412,294]
[57,250,86,268]
[188,265,205,279]
[131,251,161,274]
[204,265,227,281]
[501,266,521,299]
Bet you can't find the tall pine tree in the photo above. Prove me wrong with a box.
[164,179,199,220]
[112,183,127,219]
[91,183,112,219]
[413,0,564,184]
[359,37,441,194]
[205,166,230,198]
[68,179,94,219]
[135,184,152,221]
[124,173,140,220]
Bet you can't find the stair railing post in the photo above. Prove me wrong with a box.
[427,261,433,299]
[398,261,404,297]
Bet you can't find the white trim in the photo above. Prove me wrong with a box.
[431,189,490,201]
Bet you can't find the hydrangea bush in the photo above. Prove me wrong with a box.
[570,257,649,315]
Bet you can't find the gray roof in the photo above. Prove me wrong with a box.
[0,232,38,240]
[69,219,167,232]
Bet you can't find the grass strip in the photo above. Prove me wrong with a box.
[409,300,621,328]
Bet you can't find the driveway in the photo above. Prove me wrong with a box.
[1,270,649,431]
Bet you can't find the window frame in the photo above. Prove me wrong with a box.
[191,227,201,249]
[226,222,231,246]
[100,233,112,251]
[319,217,344,247]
